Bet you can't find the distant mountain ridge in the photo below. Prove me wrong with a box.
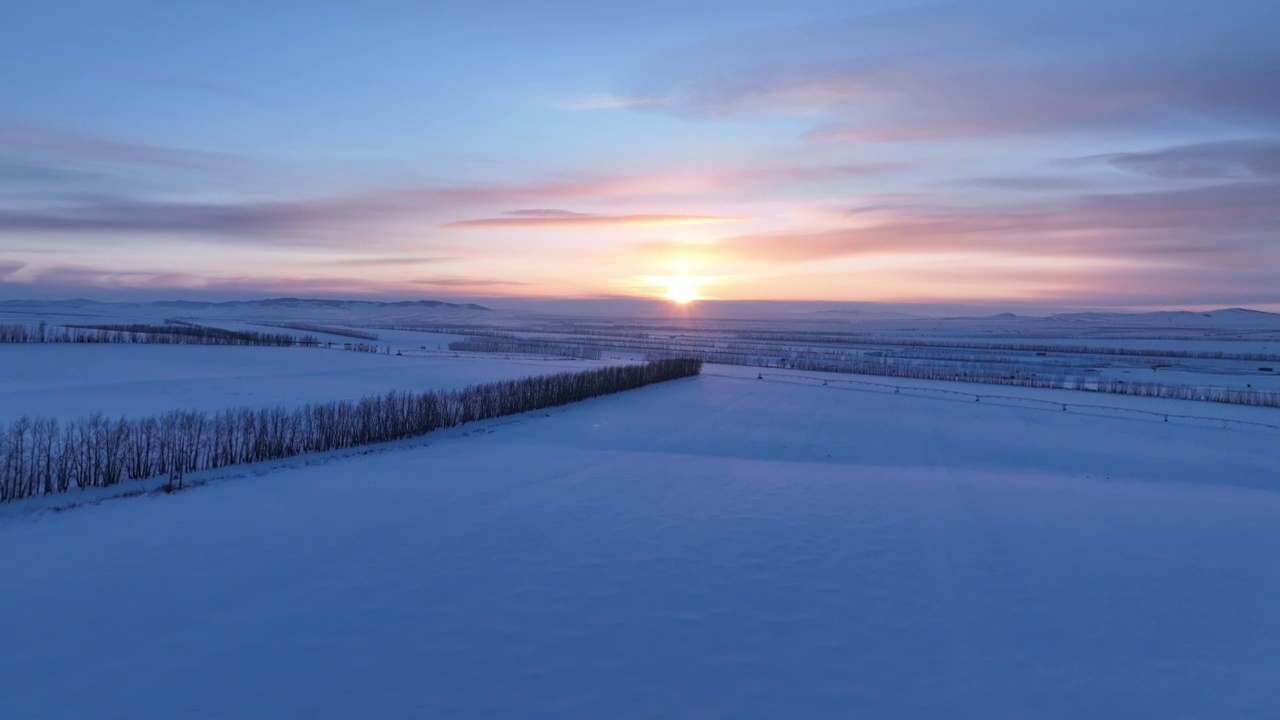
[1022,309,1279,330]
[1047,308,1277,323]
[2,298,1276,330]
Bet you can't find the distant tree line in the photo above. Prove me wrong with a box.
[1084,378,1280,407]
[0,322,319,347]
[644,347,1280,408]
[255,322,380,341]
[435,329,1280,410]
[0,358,701,503]
[319,320,1280,410]
[381,321,1280,364]
[449,336,603,360]
[724,331,1280,363]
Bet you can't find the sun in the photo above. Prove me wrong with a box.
[664,277,702,304]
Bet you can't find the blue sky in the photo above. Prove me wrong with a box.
[1,0,1277,309]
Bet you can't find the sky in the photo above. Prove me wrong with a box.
[1,0,1278,311]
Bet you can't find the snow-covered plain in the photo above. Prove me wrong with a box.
[0,344,607,423]
[3,365,1279,719]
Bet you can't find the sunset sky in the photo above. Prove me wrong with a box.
[1,0,1277,310]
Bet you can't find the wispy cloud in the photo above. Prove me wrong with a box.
[0,121,920,249]
[957,176,1091,192]
[625,3,1280,142]
[675,181,1280,263]
[0,121,233,170]
[721,162,911,185]
[0,264,528,299]
[107,63,256,102]
[0,123,739,243]
[562,95,670,111]
[299,256,453,269]
[407,277,531,288]
[17,265,214,291]
[0,195,408,244]
[443,209,749,229]
[1072,139,1280,179]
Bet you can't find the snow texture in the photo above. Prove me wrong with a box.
[0,344,605,423]
[2,366,1279,718]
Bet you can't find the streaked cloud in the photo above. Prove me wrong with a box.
[444,209,749,229]
[958,176,1092,192]
[299,256,453,268]
[107,63,256,101]
[1079,139,1280,179]
[0,121,232,170]
[406,277,531,288]
[563,95,670,111]
[626,3,1280,142]
[4,2,1278,309]
[669,181,1280,263]
[0,195,405,244]
[0,264,531,299]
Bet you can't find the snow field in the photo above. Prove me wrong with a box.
[0,344,609,423]
[2,367,1279,718]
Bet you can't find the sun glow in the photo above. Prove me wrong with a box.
[664,276,702,304]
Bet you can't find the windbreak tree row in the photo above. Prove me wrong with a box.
[255,322,380,341]
[0,358,702,503]
[449,336,603,360]
[0,323,319,347]
[645,348,1280,408]
[724,331,1280,363]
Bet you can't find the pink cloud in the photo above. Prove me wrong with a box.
[656,181,1280,263]
[444,210,749,229]
[5,264,533,299]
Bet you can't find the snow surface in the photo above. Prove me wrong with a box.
[2,365,1279,718]
[0,344,606,423]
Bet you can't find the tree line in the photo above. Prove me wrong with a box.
[375,320,1280,364]
[435,329,1280,410]
[376,323,1280,410]
[255,322,381,341]
[449,336,603,360]
[725,331,1280,363]
[0,358,701,503]
[296,319,1280,411]
[644,347,1280,408]
[0,322,319,347]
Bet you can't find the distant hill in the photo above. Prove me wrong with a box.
[3,298,1278,334]
[1047,308,1280,327]
[868,307,1280,339]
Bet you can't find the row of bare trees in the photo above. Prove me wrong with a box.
[0,359,702,503]
[1085,378,1280,407]
[644,347,1280,408]
[255,322,381,340]
[0,322,318,347]
[726,331,1280,363]
[449,336,603,359]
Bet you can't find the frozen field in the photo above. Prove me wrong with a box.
[0,344,606,423]
[2,365,1278,718]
